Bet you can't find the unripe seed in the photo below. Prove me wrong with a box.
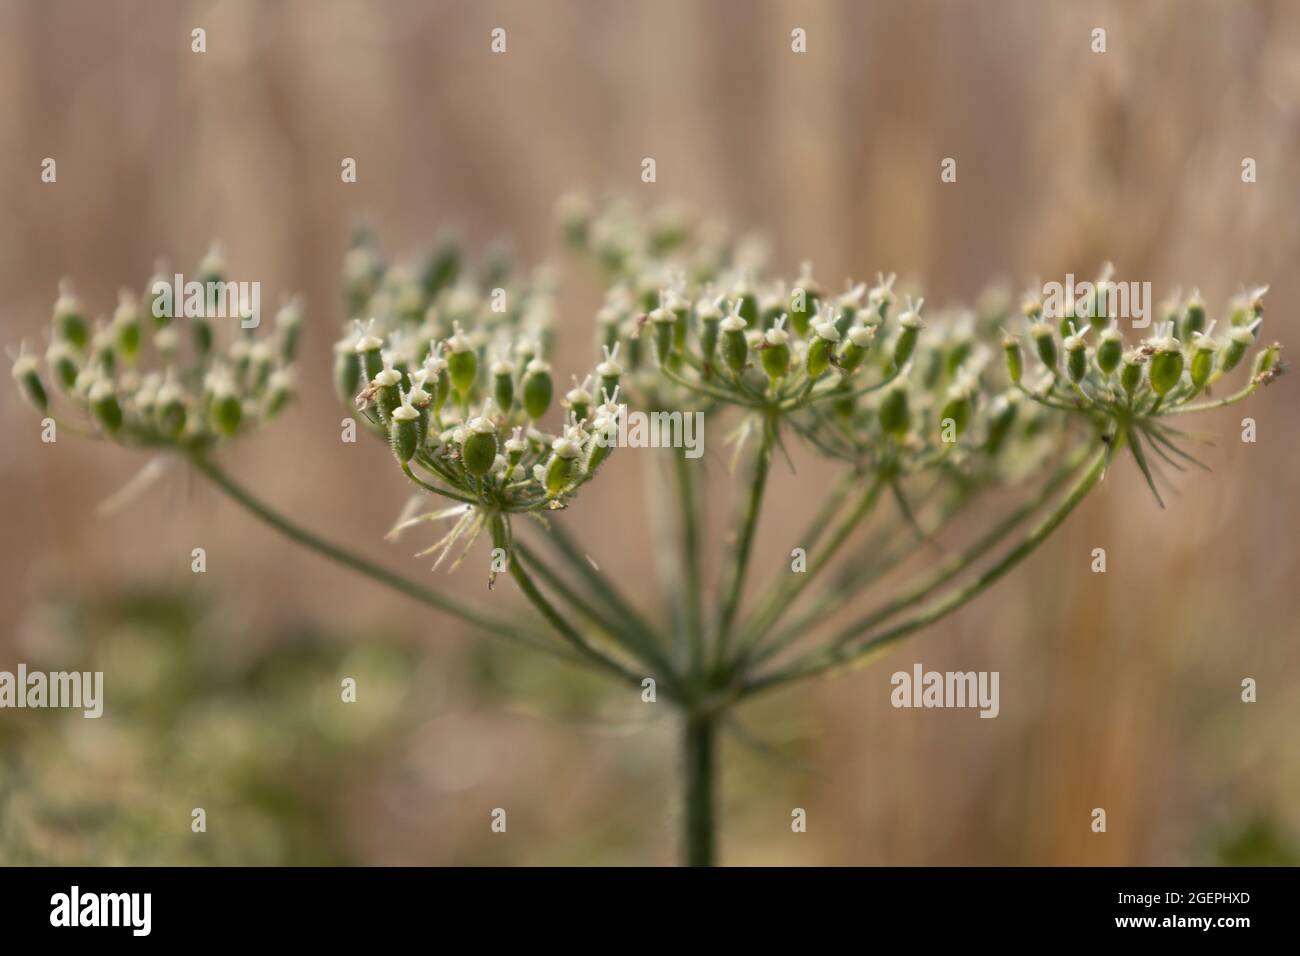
[650,303,676,365]
[46,341,79,391]
[1120,351,1143,396]
[1190,323,1217,388]
[720,311,748,374]
[806,324,839,379]
[1182,292,1206,340]
[985,392,1019,455]
[1096,326,1123,376]
[11,353,47,412]
[445,326,477,396]
[1148,343,1184,397]
[113,292,142,360]
[354,320,385,383]
[492,357,515,413]
[597,343,622,399]
[544,433,581,495]
[522,359,553,420]
[157,382,187,437]
[1002,332,1023,383]
[212,388,243,437]
[893,302,923,368]
[462,414,498,476]
[940,389,971,438]
[838,325,875,374]
[1220,325,1255,373]
[1030,320,1058,372]
[389,400,420,464]
[878,383,910,437]
[1063,325,1089,384]
[89,378,122,433]
[759,318,791,381]
[54,282,88,349]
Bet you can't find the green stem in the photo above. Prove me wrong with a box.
[714,418,775,665]
[190,454,550,651]
[490,516,646,688]
[682,712,717,867]
[673,448,705,672]
[743,443,1108,698]
[735,475,884,662]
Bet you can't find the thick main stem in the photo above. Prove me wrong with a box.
[682,712,717,867]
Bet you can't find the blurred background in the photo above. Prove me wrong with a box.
[1,0,1298,865]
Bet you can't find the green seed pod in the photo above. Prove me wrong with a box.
[984,392,1019,455]
[566,377,593,423]
[211,388,243,437]
[945,335,973,378]
[720,312,748,374]
[940,389,972,439]
[424,355,450,415]
[113,292,142,361]
[191,315,213,359]
[462,415,498,476]
[1252,341,1280,378]
[650,304,676,365]
[1002,332,1023,384]
[789,264,822,337]
[759,292,785,331]
[445,327,477,396]
[1120,352,1144,397]
[354,320,385,384]
[157,381,187,437]
[544,433,582,496]
[265,368,294,418]
[11,353,48,412]
[878,383,910,438]
[45,341,79,391]
[492,358,515,413]
[371,357,403,422]
[759,319,791,382]
[696,298,722,370]
[504,427,527,471]
[88,379,122,433]
[837,284,866,335]
[733,282,759,327]
[333,339,362,404]
[53,282,88,349]
[1182,292,1206,340]
[389,401,420,464]
[1190,327,1216,388]
[1030,320,1057,372]
[806,324,839,379]
[1096,326,1123,376]
[276,298,303,363]
[522,359,553,420]
[1063,326,1089,384]
[893,303,923,368]
[597,343,622,399]
[1148,343,1184,397]
[1219,325,1255,373]
[838,325,875,374]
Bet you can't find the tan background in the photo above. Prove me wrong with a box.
[1,0,1297,864]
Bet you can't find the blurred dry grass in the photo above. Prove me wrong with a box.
[1,0,1297,864]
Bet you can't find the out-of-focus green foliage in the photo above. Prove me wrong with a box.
[0,589,420,865]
